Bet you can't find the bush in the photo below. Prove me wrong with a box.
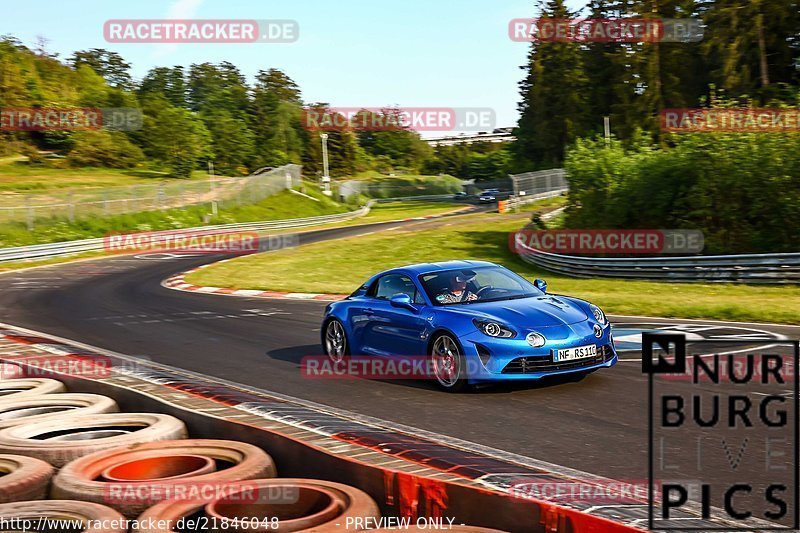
[20,144,45,165]
[67,130,144,168]
[564,133,800,254]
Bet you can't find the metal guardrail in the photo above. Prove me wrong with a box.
[507,168,800,283]
[518,246,800,284]
[0,202,374,264]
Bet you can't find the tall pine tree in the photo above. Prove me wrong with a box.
[514,0,589,168]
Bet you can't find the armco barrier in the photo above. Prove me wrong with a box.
[507,168,799,283]
[0,202,374,264]
[518,245,800,283]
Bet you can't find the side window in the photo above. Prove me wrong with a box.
[372,274,420,302]
[350,280,371,297]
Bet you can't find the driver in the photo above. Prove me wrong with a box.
[436,272,478,304]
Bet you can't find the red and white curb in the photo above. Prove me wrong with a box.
[161,205,477,302]
[162,261,347,302]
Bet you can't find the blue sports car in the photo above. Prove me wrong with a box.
[321,260,617,391]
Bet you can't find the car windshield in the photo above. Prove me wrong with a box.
[419,266,541,306]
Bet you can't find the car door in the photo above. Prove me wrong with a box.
[342,282,375,354]
[361,274,429,357]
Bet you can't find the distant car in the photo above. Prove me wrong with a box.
[321,260,617,391]
[478,191,496,202]
[453,191,468,200]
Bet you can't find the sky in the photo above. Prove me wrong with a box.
[2,0,586,135]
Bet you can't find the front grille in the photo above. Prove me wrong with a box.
[502,344,614,374]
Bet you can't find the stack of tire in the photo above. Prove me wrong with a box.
[0,378,503,532]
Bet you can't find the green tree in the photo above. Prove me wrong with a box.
[187,62,249,113]
[301,105,360,177]
[514,0,588,168]
[628,0,706,135]
[201,109,255,175]
[136,95,212,178]
[250,68,305,167]
[70,48,133,90]
[701,0,800,102]
[354,108,433,171]
[139,66,187,108]
[467,149,512,180]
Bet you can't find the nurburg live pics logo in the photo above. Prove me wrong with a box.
[643,333,799,530]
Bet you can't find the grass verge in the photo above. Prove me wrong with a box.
[0,187,348,247]
[186,213,799,325]
[345,201,465,225]
[0,251,108,274]
[0,158,216,191]
[0,200,469,272]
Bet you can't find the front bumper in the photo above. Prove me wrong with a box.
[459,321,617,382]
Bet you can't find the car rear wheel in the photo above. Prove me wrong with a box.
[430,333,468,392]
[323,319,349,363]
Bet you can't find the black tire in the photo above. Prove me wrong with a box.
[322,318,350,363]
[429,333,469,392]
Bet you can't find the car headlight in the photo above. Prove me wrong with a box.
[590,304,607,325]
[526,332,546,347]
[473,319,515,338]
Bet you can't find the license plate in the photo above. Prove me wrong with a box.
[554,344,597,362]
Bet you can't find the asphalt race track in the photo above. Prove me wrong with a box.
[0,213,797,506]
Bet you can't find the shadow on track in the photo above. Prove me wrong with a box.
[266,345,618,394]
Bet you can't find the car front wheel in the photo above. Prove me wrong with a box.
[323,319,350,363]
[429,333,469,392]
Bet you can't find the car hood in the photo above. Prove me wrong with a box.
[442,295,589,327]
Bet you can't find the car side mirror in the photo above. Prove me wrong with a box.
[534,279,547,293]
[390,293,416,311]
